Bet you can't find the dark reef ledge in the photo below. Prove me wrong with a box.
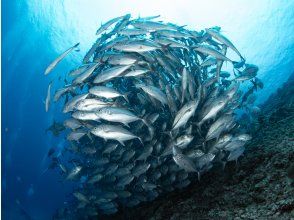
[102,74,294,220]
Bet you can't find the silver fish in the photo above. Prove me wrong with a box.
[136,84,168,105]
[73,63,99,85]
[63,118,82,130]
[93,65,131,84]
[113,40,160,52]
[63,93,88,113]
[66,166,82,180]
[44,43,79,75]
[91,124,142,146]
[45,82,52,112]
[175,134,194,149]
[172,100,198,130]
[95,107,142,127]
[75,98,111,111]
[206,28,244,60]
[89,86,128,102]
[193,45,232,62]
[96,15,125,35]
[53,87,71,102]
[72,111,100,122]
[173,148,197,172]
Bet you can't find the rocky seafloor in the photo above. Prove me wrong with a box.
[101,74,294,220]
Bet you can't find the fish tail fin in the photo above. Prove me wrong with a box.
[118,140,125,146]
[141,118,153,130]
[137,137,144,146]
[123,94,129,103]
[123,123,130,128]
[73,42,80,48]
[195,121,202,132]
[161,130,173,138]
[159,43,172,51]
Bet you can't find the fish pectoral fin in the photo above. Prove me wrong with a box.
[123,123,130,128]
[86,132,93,142]
[137,137,144,146]
[118,140,125,146]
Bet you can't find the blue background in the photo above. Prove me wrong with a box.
[2,0,294,219]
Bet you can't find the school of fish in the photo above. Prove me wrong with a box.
[44,14,262,218]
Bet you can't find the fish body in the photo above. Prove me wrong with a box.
[173,151,197,172]
[136,84,168,105]
[89,86,128,101]
[96,15,125,35]
[94,65,131,84]
[73,63,99,85]
[206,28,244,60]
[54,87,71,102]
[63,93,88,113]
[45,82,52,112]
[66,166,82,180]
[206,115,234,141]
[75,98,111,111]
[72,111,100,122]
[96,107,141,126]
[193,45,232,62]
[172,100,199,130]
[45,43,79,75]
[175,135,194,149]
[113,40,160,52]
[91,124,141,146]
[64,118,82,130]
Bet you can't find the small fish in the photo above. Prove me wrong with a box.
[96,15,125,35]
[173,147,197,172]
[73,192,89,203]
[44,43,79,75]
[95,107,144,127]
[175,134,194,149]
[75,98,110,111]
[63,93,88,113]
[89,86,128,102]
[172,100,199,130]
[136,84,168,106]
[67,130,87,142]
[206,28,244,60]
[54,87,71,102]
[181,68,188,103]
[93,65,131,84]
[63,118,82,130]
[66,166,82,180]
[72,111,100,122]
[124,67,150,77]
[46,120,65,136]
[72,63,99,85]
[193,45,232,62]
[113,40,160,52]
[45,82,52,112]
[91,124,142,146]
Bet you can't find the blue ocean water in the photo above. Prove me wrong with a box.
[2,0,294,219]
